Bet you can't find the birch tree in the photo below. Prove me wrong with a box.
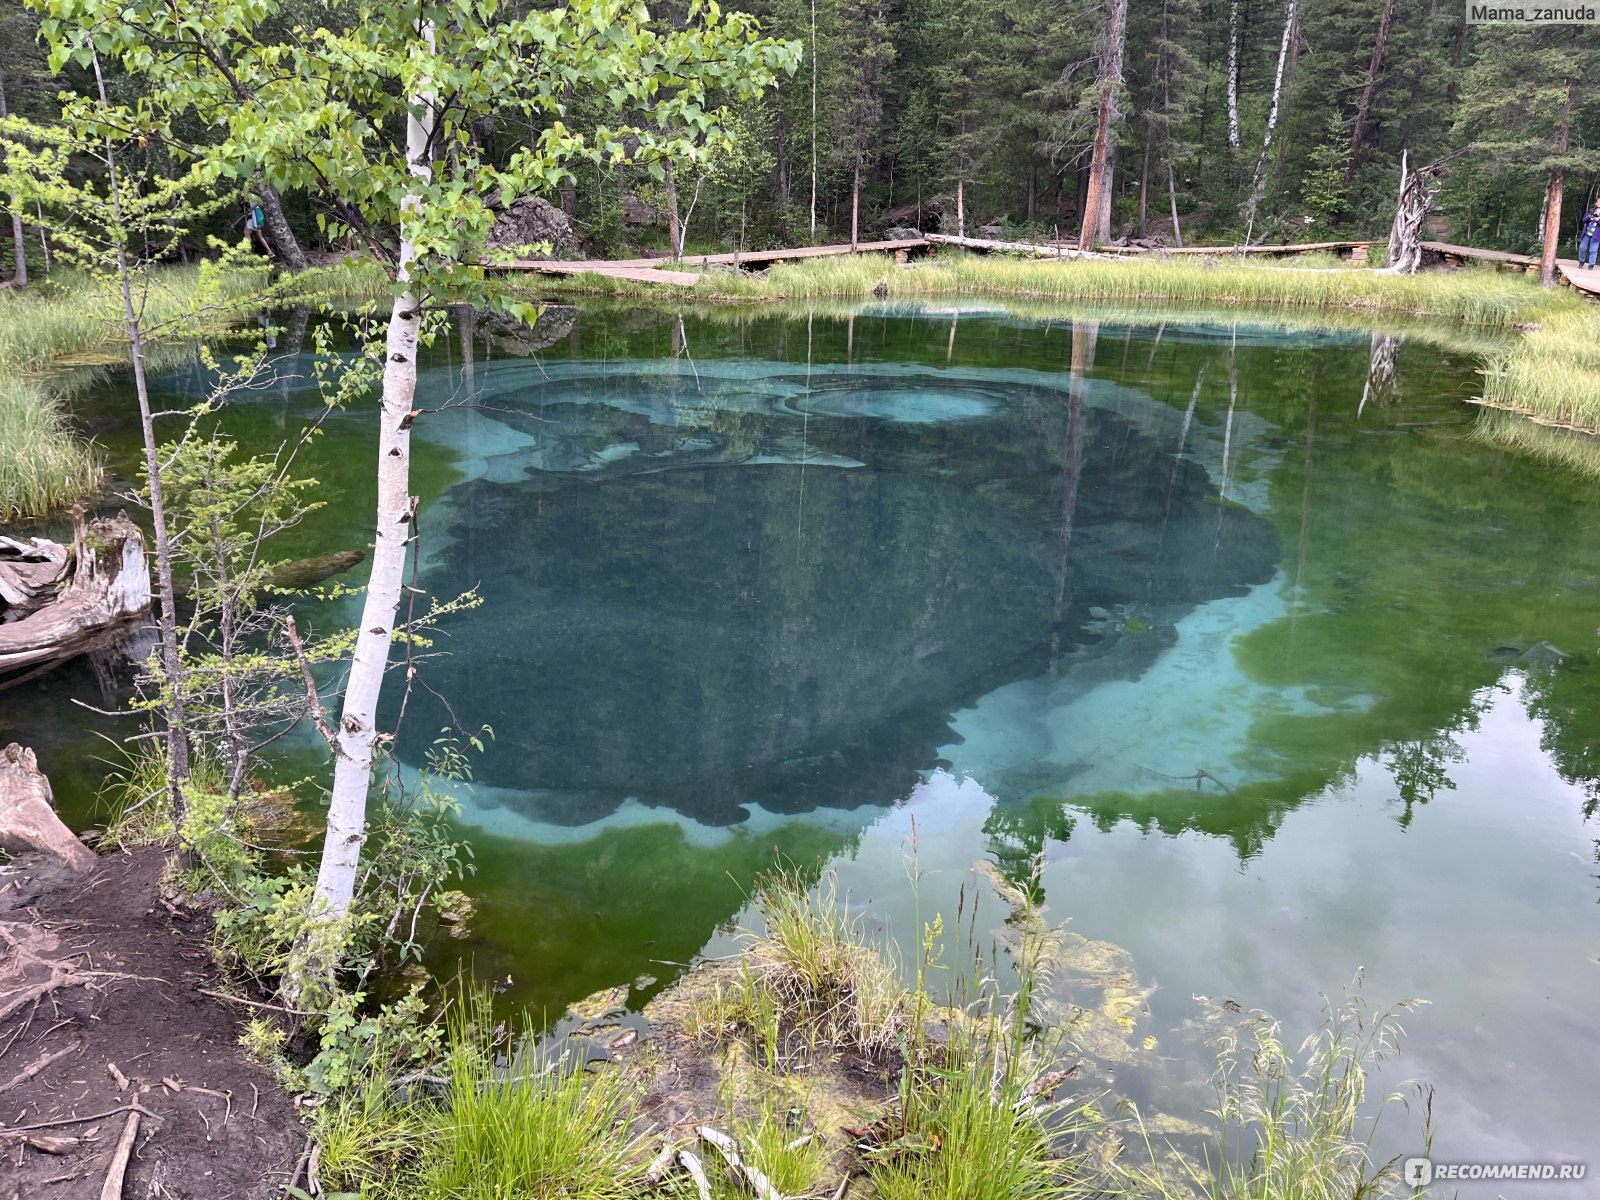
[1225,0,1241,151]
[41,0,798,959]
[1240,0,1296,240]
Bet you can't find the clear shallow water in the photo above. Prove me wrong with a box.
[8,306,1599,1193]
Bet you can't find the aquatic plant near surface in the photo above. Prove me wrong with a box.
[1119,978,1432,1200]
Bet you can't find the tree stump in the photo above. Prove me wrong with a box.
[0,743,95,871]
[0,507,152,675]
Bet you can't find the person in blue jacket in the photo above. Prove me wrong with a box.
[1580,199,1600,271]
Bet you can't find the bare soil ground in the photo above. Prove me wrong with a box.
[0,847,302,1199]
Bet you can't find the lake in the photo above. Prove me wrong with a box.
[9,303,1597,1195]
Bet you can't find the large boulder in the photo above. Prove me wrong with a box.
[486,196,578,261]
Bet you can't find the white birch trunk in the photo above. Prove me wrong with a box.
[0,69,26,287]
[1226,0,1241,151]
[1241,0,1295,241]
[809,0,818,239]
[311,22,434,922]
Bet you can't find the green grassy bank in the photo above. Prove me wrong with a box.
[0,259,388,520]
[530,250,1571,324]
[522,252,1600,447]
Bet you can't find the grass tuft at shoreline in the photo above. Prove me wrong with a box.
[0,258,389,519]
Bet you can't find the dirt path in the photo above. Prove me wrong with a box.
[0,848,302,1199]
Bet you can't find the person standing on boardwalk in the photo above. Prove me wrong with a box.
[1580,200,1600,270]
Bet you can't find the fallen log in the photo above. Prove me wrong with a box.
[0,507,152,675]
[0,535,70,615]
[262,548,364,591]
[0,743,96,871]
[925,232,1090,259]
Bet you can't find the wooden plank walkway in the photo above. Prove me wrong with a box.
[1564,261,1600,297]
[1098,239,1374,257]
[1421,240,1536,267]
[497,231,1600,298]
[504,237,929,285]
[502,261,703,286]
[1421,240,1600,297]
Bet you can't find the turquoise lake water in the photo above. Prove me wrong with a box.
[7,304,1598,1194]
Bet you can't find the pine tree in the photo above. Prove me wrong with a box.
[1455,26,1600,283]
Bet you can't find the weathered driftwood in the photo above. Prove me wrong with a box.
[925,232,1090,259]
[0,507,152,675]
[1387,150,1446,275]
[0,743,96,871]
[0,535,70,615]
[698,1126,787,1200]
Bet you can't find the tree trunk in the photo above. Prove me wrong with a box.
[1540,61,1576,288]
[1097,143,1115,245]
[0,68,26,288]
[1344,0,1395,184]
[0,511,151,674]
[0,744,96,872]
[1274,3,1301,203]
[956,171,966,238]
[34,202,50,274]
[1226,0,1242,151]
[1027,162,1037,226]
[809,0,819,240]
[1241,0,1297,241]
[851,157,860,250]
[1138,139,1150,236]
[1168,160,1184,247]
[1079,0,1128,250]
[1540,169,1565,287]
[311,22,434,925]
[254,174,309,271]
[93,55,190,832]
[775,109,791,243]
[665,162,682,259]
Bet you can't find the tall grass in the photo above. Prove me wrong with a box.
[1121,983,1431,1200]
[0,259,385,518]
[312,989,647,1200]
[1475,306,1600,432]
[0,376,102,519]
[519,251,1571,329]
[299,866,1438,1200]
[742,866,908,1061]
[424,1028,644,1199]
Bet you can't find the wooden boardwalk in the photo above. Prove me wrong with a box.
[1099,238,1374,258]
[505,238,929,286]
[1421,240,1600,297]
[497,231,1600,298]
